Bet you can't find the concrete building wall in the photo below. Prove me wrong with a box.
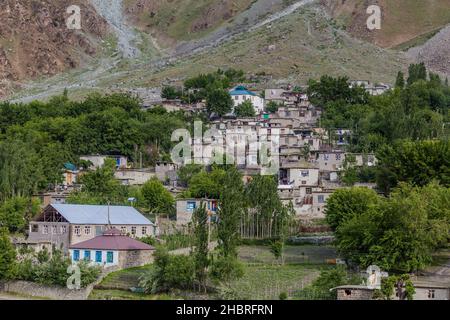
[336,288,374,300]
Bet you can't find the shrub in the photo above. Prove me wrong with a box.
[209,256,244,282]
[140,249,195,293]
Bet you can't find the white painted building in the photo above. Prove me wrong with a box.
[229,86,265,114]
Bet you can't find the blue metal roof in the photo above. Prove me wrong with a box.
[64,162,77,171]
[50,204,154,225]
[229,86,257,96]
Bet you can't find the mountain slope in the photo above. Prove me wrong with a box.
[0,0,109,97]
[322,0,450,49]
[7,3,411,103]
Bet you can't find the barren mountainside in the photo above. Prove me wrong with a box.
[0,0,109,97]
[1,0,449,100]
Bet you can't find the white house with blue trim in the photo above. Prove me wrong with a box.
[229,86,265,114]
[69,228,154,269]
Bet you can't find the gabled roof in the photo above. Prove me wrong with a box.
[49,204,154,225]
[229,86,257,96]
[70,228,154,251]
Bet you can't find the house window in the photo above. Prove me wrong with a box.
[318,195,325,203]
[61,225,67,234]
[301,170,309,177]
[336,153,342,160]
[107,251,114,263]
[95,251,102,263]
[121,226,127,234]
[142,227,147,235]
[84,226,91,235]
[74,226,81,235]
[31,225,38,232]
[52,225,58,234]
[428,290,435,299]
[186,201,196,211]
[131,226,136,235]
[73,250,80,262]
[84,250,91,261]
[43,225,49,235]
[306,188,312,194]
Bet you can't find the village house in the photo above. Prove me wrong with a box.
[229,86,265,114]
[62,162,79,187]
[114,168,155,186]
[155,162,179,183]
[69,228,155,269]
[80,154,128,169]
[315,150,347,172]
[176,199,218,225]
[27,204,156,252]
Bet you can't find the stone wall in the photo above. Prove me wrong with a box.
[118,250,154,269]
[0,266,118,300]
[337,288,374,300]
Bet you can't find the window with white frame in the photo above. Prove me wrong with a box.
[52,225,57,234]
[74,226,81,235]
[84,226,91,235]
[142,227,147,235]
[301,170,309,177]
[61,225,67,234]
[43,225,49,234]
[131,226,136,235]
[318,195,325,203]
[121,226,127,234]
[336,153,342,160]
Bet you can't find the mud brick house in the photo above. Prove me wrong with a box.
[176,199,218,226]
[69,228,154,269]
[27,204,156,252]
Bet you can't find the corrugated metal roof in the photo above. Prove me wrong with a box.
[50,204,154,225]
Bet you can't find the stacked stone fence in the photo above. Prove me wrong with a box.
[0,266,119,300]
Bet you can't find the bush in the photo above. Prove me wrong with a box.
[209,256,244,282]
[140,249,195,293]
[15,250,101,288]
[279,292,288,300]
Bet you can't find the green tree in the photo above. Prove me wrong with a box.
[265,101,280,113]
[0,228,16,280]
[376,140,450,194]
[206,88,233,116]
[192,203,210,292]
[407,62,427,85]
[234,100,256,117]
[141,177,175,216]
[395,71,405,89]
[217,167,245,259]
[0,197,40,233]
[324,187,380,231]
[335,183,449,272]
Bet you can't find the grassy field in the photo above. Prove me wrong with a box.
[90,244,337,300]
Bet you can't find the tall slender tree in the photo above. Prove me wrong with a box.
[192,202,209,292]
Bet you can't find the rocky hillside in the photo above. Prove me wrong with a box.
[0,0,109,97]
[322,0,450,49]
[1,0,449,101]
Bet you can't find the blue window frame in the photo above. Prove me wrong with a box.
[107,251,114,263]
[84,250,91,261]
[95,251,102,263]
[318,195,325,203]
[73,250,80,261]
[186,201,196,211]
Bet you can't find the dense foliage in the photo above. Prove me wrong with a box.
[329,183,450,272]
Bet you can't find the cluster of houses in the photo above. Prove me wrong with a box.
[9,81,450,300]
